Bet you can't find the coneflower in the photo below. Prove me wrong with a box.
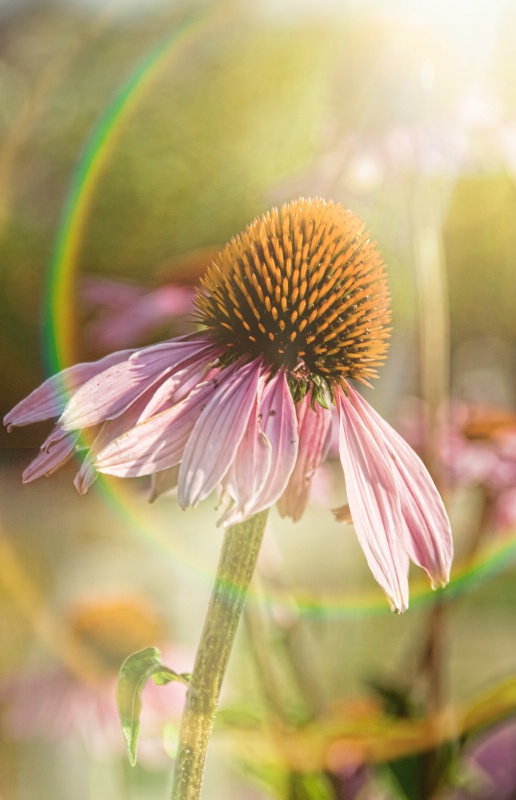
[4,198,452,612]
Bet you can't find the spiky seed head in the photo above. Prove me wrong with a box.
[195,198,391,401]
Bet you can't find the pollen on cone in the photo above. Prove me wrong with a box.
[195,198,391,388]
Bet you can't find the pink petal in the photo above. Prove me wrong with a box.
[59,336,218,432]
[249,369,299,512]
[347,384,453,588]
[277,392,332,522]
[3,350,135,429]
[222,369,299,525]
[128,333,215,370]
[336,388,409,613]
[74,373,196,494]
[94,376,218,477]
[136,358,213,423]
[148,465,180,502]
[22,429,80,483]
[219,388,272,525]
[74,393,154,494]
[178,359,263,508]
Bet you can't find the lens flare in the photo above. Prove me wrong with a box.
[41,11,516,618]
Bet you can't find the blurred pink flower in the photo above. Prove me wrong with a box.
[0,596,191,766]
[81,276,195,351]
[438,719,516,800]
[3,664,187,766]
[4,199,452,611]
[400,399,516,534]
[80,247,218,353]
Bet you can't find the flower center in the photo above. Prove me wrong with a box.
[196,198,391,399]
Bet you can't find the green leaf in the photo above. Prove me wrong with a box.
[116,646,190,766]
[288,771,337,800]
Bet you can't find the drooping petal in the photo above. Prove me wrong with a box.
[59,337,219,432]
[94,376,219,478]
[277,391,332,522]
[22,429,80,483]
[336,388,409,613]
[3,350,135,429]
[127,333,214,369]
[73,385,167,494]
[178,359,263,508]
[148,465,180,502]
[60,364,162,433]
[222,368,298,525]
[220,384,272,524]
[346,384,453,588]
[251,368,299,509]
[135,358,214,423]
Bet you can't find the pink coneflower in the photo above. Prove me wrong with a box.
[81,275,195,350]
[400,399,516,534]
[1,596,190,765]
[80,247,217,353]
[4,198,452,611]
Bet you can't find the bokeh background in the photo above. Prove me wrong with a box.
[1,0,516,798]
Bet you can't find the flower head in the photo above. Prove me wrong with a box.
[4,198,452,611]
[196,199,390,394]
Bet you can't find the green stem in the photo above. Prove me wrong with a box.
[171,510,268,800]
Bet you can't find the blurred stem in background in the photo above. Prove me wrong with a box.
[409,178,451,794]
[410,178,451,486]
[244,534,328,725]
[171,510,268,800]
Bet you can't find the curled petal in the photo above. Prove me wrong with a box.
[59,337,219,432]
[336,389,409,613]
[346,384,453,588]
[178,359,263,508]
[277,392,332,522]
[3,350,135,429]
[22,429,80,483]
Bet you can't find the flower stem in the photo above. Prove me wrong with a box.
[171,510,268,800]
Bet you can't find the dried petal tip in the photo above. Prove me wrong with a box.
[332,503,352,524]
[196,198,391,398]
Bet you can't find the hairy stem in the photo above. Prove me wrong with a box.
[171,510,268,800]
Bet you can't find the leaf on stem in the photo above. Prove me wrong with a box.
[116,646,190,766]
